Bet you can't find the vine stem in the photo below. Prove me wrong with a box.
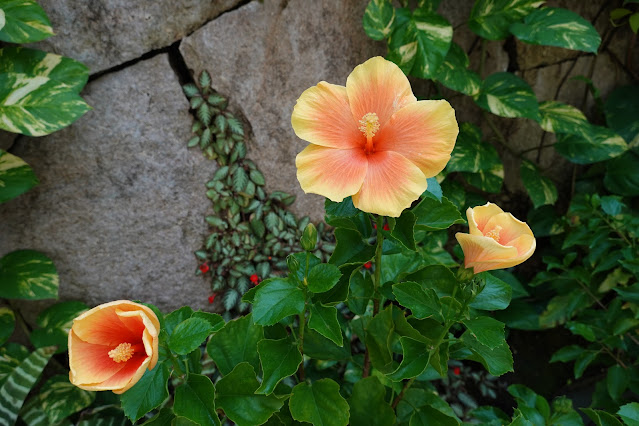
[297,251,311,382]
[163,346,185,377]
[363,215,386,378]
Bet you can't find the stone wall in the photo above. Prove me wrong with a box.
[1,0,635,312]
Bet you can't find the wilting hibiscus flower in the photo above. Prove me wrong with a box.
[456,203,536,273]
[68,300,160,394]
[292,56,458,217]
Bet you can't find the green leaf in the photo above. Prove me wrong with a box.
[433,42,481,96]
[329,228,376,266]
[215,363,284,426]
[510,7,601,53]
[249,169,265,186]
[0,308,15,346]
[252,277,305,326]
[607,365,629,402]
[471,272,513,311]
[308,304,343,346]
[30,300,88,352]
[390,210,417,251]
[388,337,430,381]
[393,281,444,322]
[79,406,128,426]
[164,306,194,336]
[520,160,558,208]
[289,379,350,426]
[468,0,543,40]
[233,167,249,193]
[412,196,464,231]
[605,151,639,196]
[618,402,639,426]
[0,149,38,203]
[0,48,91,136]
[169,318,213,355]
[206,314,263,375]
[174,374,220,426]
[0,346,54,426]
[120,362,170,423]
[307,264,342,293]
[347,271,374,315]
[582,408,623,426]
[574,351,597,379]
[555,125,628,164]
[365,306,395,373]
[462,317,506,349]
[256,338,302,395]
[475,72,540,121]
[20,375,95,425]
[605,85,639,146]
[191,311,224,332]
[461,330,513,376]
[303,328,351,360]
[227,117,244,135]
[363,0,395,40]
[0,250,58,299]
[387,9,453,79]
[348,376,395,426]
[447,123,501,174]
[538,101,588,135]
[0,0,53,43]
[463,167,504,193]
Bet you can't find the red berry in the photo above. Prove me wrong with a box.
[373,223,377,229]
[383,224,390,231]
[208,294,217,304]
[268,256,272,260]
[250,274,260,284]
[453,366,461,376]
[199,264,210,274]
[364,261,372,269]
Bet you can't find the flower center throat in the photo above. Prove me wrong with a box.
[359,112,380,153]
[109,342,135,363]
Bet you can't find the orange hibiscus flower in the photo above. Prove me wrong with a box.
[456,203,536,273]
[292,56,459,217]
[68,300,160,394]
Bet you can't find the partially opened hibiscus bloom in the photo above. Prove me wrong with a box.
[456,203,536,273]
[69,300,160,394]
[292,56,458,217]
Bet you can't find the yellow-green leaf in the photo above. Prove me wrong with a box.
[0,0,53,43]
[0,149,38,203]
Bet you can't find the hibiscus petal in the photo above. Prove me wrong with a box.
[467,203,505,236]
[117,309,159,369]
[291,82,363,149]
[72,301,143,346]
[506,234,536,258]
[374,100,458,177]
[296,145,368,202]
[455,233,519,273]
[92,354,150,394]
[351,151,427,217]
[484,212,534,245]
[346,57,416,128]
[68,330,126,385]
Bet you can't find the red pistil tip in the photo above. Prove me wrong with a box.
[364,261,372,269]
[199,263,210,274]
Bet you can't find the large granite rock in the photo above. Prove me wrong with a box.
[34,0,243,73]
[180,0,386,222]
[0,54,213,312]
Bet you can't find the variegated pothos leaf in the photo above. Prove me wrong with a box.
[468,0,544,40]
[0,250,59,300]
[433,42,481,96]
[520,160,558,208]
[0,9,6,32]
[475,72,540,121]
[510,7,601,53]
[0,149,38,203]
[0,47,91,136]
[0,346,55,426]
[555,125,628,164]
[363,0,395,40]
[538,101,588,135]
[0,0,53,43]
[387,8,452,79]
[447,123,501,173]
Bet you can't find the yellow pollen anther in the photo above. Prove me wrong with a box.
[358,112,380,138]
[108,342,135,363]
[484,226,502,242]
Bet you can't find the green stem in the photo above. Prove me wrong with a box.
[373,215,385,316]
[298,310,306,381]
